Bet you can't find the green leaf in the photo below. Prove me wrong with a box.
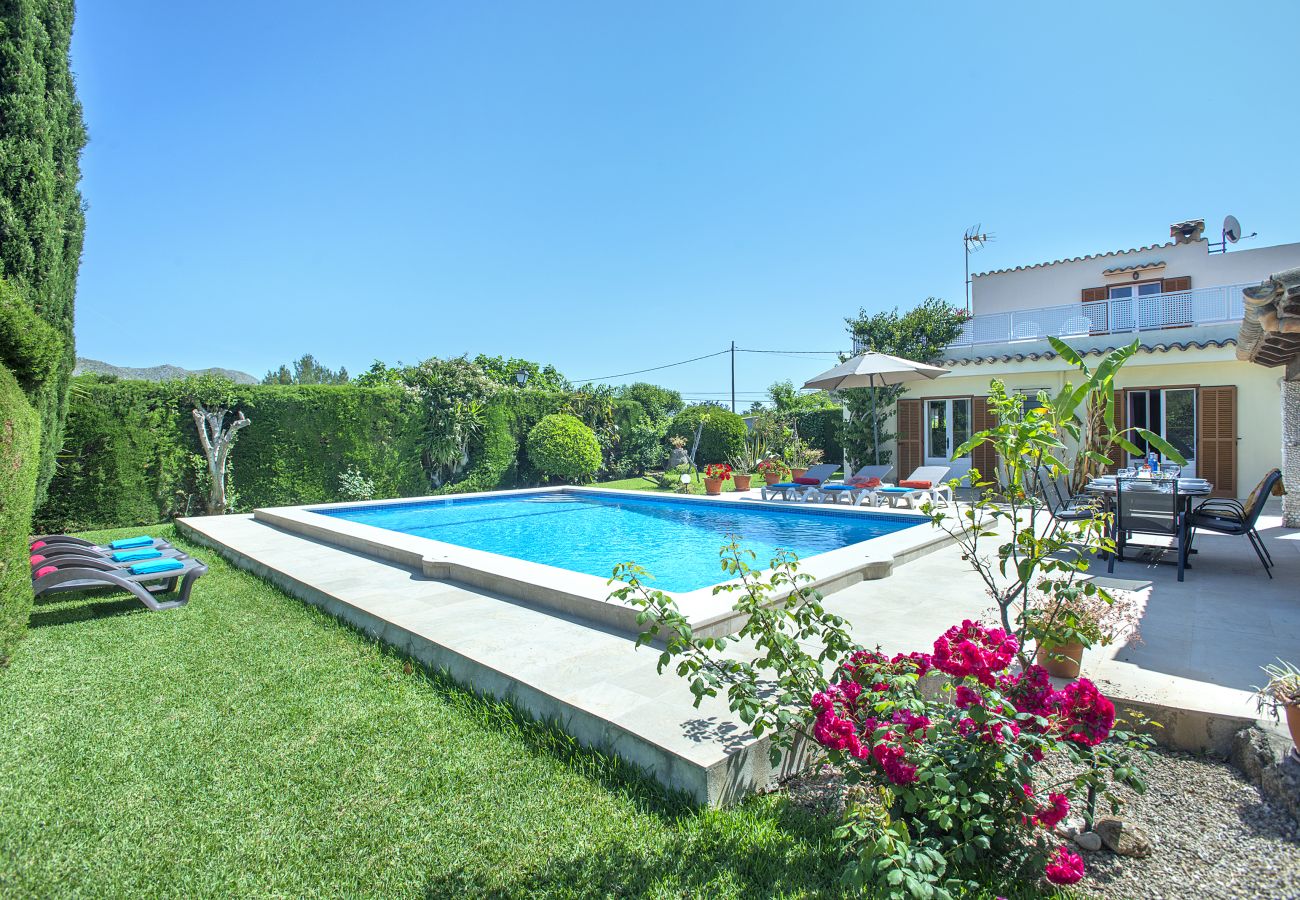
[1048,336,1084,367]
[1133,428,1188,465]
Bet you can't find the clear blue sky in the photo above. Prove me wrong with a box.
[70,1,1299,403]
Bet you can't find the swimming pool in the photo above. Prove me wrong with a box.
[313,491,924,592]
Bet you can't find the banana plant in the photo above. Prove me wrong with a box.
[1046,337,1186,492]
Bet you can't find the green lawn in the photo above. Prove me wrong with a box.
[0,525,840,899]
[0,524,1048,899]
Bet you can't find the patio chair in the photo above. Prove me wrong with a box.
[815,465,893,505]
[1107,477,1187,581]
[31,554,208,611]
[1186,468,1281,579]
[874,466,953,509]
[1034,467,1104,536]
[760,463,839,502]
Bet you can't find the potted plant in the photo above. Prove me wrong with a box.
[727,436,765,492]
[1255,660,1300,755]
[1023,584,1139,679]
[757,458,785,486]
[703,463,731,496]
[784,442,822,480]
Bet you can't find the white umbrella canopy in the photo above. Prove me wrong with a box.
[802,351,949,391]
[803,352,950,465]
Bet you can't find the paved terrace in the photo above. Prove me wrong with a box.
[179,495,1297,807]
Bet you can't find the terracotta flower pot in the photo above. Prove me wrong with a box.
[1036,641,1084,679]
[790,468,808,480]
[763,471,782,485]
[704,477,725,496]
[1286,704,1300,755]
[732,474,753,491]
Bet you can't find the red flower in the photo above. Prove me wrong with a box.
[931,620,1018,686]
[1044,847,1085,885]
[1059,679,1115,746]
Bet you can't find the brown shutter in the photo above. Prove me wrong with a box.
[1105,389,1127,474]
[1081,287,1107,302]
[1198,386,1237,498]
[970,396,998,490]
[1162,276,1191,292]
[896,398,922,479]
[1081,287,1109,334]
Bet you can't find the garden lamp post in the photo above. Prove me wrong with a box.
[515,368,529,387]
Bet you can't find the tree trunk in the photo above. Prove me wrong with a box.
[192,403,250,515]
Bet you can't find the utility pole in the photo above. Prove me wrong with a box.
[730,341,736,412]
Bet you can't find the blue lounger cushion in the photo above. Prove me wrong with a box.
[111,548,163,563]
[110,535,155,550]
[877,486,914,493]
[129,558,184,576]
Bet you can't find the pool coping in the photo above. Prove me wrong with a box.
[253,486,956,638]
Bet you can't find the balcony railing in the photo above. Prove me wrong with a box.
[950,282,1250,348]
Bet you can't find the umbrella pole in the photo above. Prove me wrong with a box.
[871,376,879,466]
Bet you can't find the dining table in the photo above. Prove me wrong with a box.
[1082,474,1214,568]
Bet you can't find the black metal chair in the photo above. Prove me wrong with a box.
[1108,477,1187,581]
[1034,466,1104,540]
[1186,469,1281,579]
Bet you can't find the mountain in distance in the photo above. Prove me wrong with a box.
[74,357,258,385]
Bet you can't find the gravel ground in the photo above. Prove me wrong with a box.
[783,749,1300,899]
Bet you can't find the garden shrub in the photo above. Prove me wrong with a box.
[0,279,63,391]
[439,401,518,493]
[666,405,746,465]
[0,365,39,667]
[526,414,602,483]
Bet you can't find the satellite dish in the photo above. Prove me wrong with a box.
[1223,215,1242,243]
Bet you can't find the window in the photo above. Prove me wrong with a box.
[1126,388,1196,474]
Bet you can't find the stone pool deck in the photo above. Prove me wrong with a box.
[178,497,1298,806]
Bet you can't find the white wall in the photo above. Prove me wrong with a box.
[971,239,1300,315]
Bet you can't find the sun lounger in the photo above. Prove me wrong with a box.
[31,553,208,611]
[29,534,172,556]
[760,463,839,502]
[874,466,953,508]
[815,465,893,505]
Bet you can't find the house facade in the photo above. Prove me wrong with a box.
[891,219,1300,498]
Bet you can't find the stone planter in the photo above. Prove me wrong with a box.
[704,477,725,496]
[732,474,753,491]
[1036,641,1084,679]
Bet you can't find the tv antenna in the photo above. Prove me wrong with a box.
[1209,214,1257,253]
[963,225,994,311]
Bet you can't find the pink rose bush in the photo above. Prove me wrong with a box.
[814,620,1146,896]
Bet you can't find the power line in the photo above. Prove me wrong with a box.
[572,348,729,384]
[736,347,845,354]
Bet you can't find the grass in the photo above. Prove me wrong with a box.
[0,524,1055,899]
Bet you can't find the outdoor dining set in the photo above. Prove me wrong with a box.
[1042,466,1282,581]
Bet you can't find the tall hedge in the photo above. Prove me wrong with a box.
[0,0,88,503]
[0,365,39,667]
[35,381,429,531]
[795,408,844,466]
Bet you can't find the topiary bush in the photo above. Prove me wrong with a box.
[0,364,40,668]
[667,405,747,465]
[526,414,602,483]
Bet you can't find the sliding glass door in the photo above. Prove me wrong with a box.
[925,398,971,478]
[1126,388,1196,476]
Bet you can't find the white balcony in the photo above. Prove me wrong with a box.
[950,283,1251,348]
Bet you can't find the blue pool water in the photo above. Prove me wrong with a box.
[315,491,921,592]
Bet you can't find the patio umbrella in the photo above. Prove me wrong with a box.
[802,352,950,465]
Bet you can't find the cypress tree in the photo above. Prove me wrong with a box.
[0,0,87,503]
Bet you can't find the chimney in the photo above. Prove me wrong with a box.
[1170,218,1206,244]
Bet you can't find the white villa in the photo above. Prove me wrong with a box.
[891,218,1300,500]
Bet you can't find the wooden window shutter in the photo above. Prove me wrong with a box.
[1162,276,1191,292]
[1105,390,1126,474]
[1197,386,1237,498]
[1081,287,1107,303]
[970,396,998,489]
[896,399,922,478]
